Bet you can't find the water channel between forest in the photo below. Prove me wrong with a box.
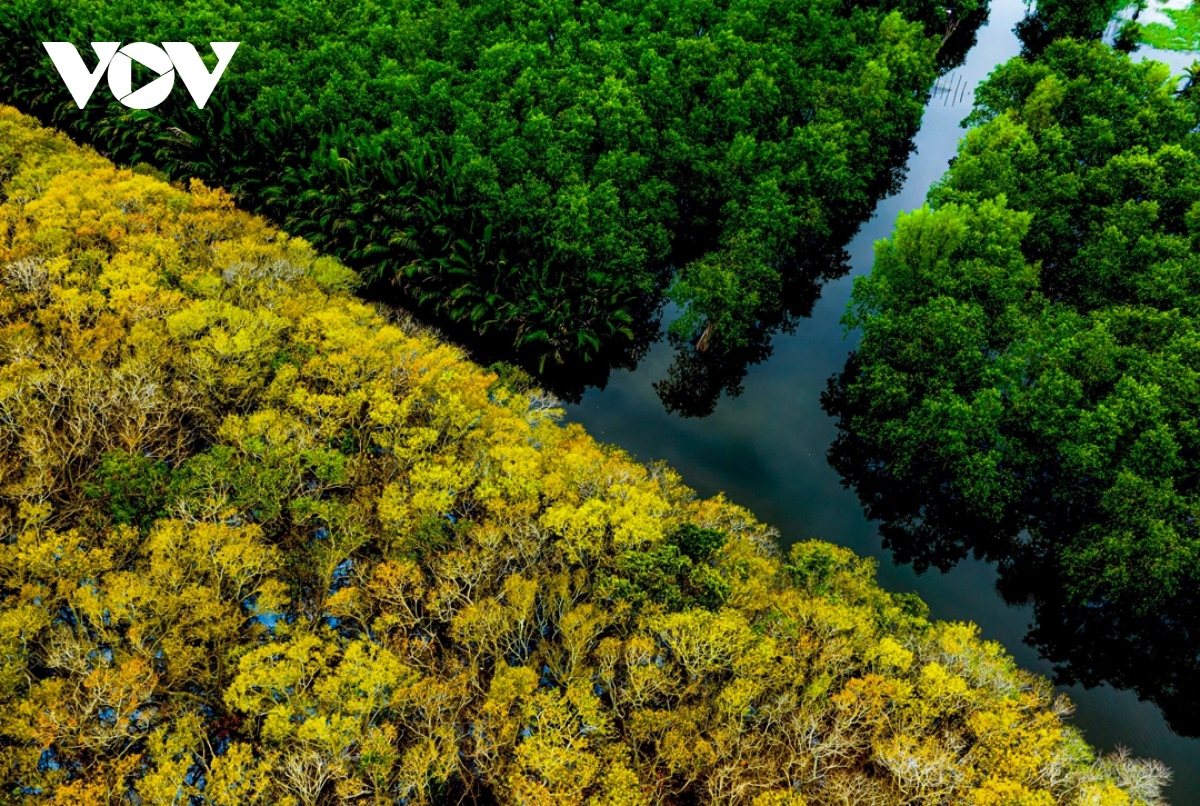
[565,0,1200,800]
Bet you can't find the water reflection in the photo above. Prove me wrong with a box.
[1015,566,1200,739]
[655,239,856,417]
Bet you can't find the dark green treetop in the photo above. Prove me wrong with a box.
[825,39,1200,734]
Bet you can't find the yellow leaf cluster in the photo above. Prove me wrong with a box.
[0,105,1170,806]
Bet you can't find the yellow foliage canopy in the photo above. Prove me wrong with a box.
[0,105,1170,805]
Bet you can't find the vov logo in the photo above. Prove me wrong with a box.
[42,42,239,110]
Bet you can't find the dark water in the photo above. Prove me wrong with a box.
[565,1,1200,800]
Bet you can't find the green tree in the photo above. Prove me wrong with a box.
[827,39,1200,733]
[0,0,981,402]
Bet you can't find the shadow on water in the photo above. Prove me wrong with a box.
[567,0,1200,800]
[652,237,855,418]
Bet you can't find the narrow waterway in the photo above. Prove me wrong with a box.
[566,1,1200,800]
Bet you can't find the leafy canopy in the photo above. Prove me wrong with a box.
[826,39,1200,734]
[0,0,963,399]
[1139,0,1200,52]
[0,104,1170,805]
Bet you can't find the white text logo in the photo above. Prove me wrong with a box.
[42,42,239,109]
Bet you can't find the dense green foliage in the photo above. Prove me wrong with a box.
[825,40,1200,734]
[0,0,972,404]
[1140,0,1200,51]
[0,105,1172,805]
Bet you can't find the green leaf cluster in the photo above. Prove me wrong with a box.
[596,523,730,612]
[827,39,1200,730]
[0,0,956,379]
[1139,0,1200,52]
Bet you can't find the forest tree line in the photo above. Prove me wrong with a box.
[0,0,984,409]
[825,38,1200,735]
[0,105,1172,805]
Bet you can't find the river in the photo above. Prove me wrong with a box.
[565,0,1200,800]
